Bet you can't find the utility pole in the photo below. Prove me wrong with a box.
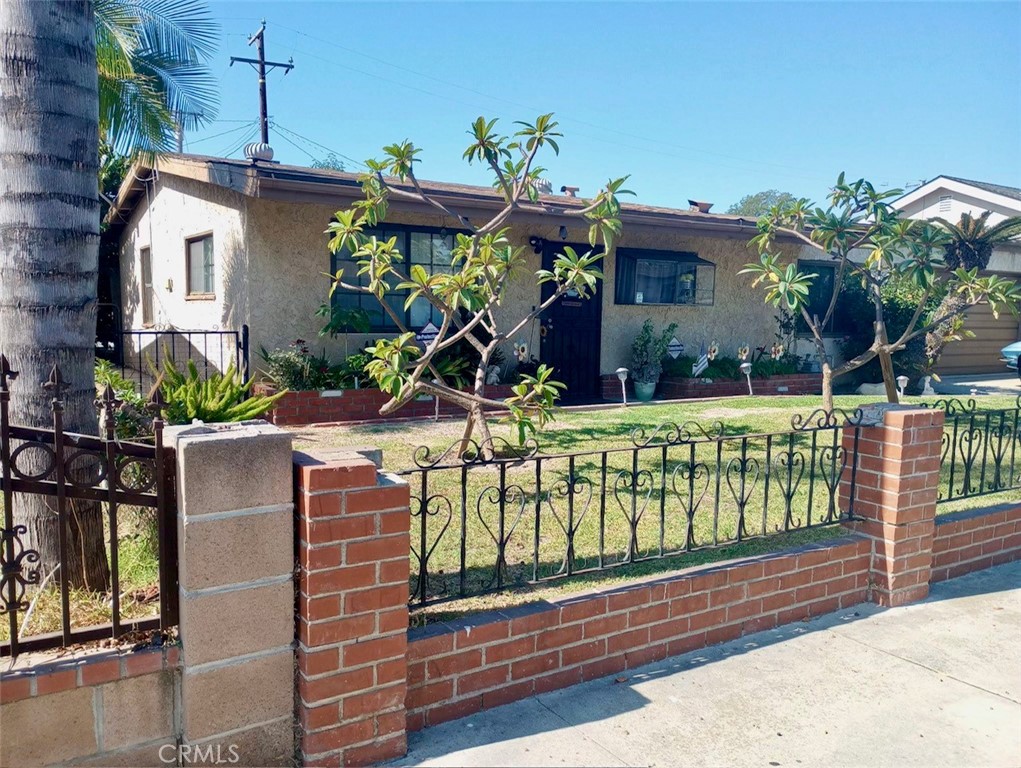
[173,111,205,153]
[230,21,293,144]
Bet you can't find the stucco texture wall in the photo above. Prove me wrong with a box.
[118,174,248,337]
[597,228,785,373]
[240,200,801,378]
[244,199,541,370]
[120,179,813,382]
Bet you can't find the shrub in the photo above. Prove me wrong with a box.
[631,320,678,383]
[750,356,799,378]
[95,359,152,439]
[835,277,939,386]
[260,340,340,391]
[158,358,286,424]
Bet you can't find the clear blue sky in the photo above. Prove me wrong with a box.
[188,1,1021,211]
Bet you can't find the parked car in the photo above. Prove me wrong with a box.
[1002,341,1021,378]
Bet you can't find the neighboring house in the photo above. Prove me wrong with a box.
[892,175,1021,375]
[105,153,820,402]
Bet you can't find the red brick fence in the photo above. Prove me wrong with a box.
[4,406,1019,767]
[292,405,1020,764]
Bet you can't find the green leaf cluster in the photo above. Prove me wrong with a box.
[157,358,285,424]
[502,364,565,445]
[630,320,678,384]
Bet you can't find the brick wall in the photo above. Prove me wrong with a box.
[256,384,515,426]
[600,374,822,401]
[931,503,1021,582]
[295,449,411,767]
[0,645,178,767]
[405,537,869,731]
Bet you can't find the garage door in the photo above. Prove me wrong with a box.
[936,301,1021,375]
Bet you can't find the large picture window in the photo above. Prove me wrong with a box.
[330,225,461,332]
[614,248,715,306]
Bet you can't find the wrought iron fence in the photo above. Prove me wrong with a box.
[397,409,864,607]
[925,396,1021,504]
[1,355,177,656]
[98,324,250,392]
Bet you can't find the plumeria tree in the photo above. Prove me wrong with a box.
[741,174,1021,411]
[326,114,630,455]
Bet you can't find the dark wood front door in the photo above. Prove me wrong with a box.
[539,241,603,403]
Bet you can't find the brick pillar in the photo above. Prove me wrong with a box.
[842,405,944,607]
[295,449,411,767]
[167,422,296,765]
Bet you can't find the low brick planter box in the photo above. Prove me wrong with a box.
[254,383,516,426]
[600,373,822,401]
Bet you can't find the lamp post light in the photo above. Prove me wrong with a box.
[896,375,909,398]
[740,362,753,396]
[615,367,629,406]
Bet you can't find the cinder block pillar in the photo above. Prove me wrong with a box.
[842,406,944,607]
[167,422,295,766]
[295,449,410,767]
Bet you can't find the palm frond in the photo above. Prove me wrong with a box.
[94,0,219,157]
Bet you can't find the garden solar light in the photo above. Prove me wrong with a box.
[896,375,909,397]
[615,367,629,406]
[740,361,753,396]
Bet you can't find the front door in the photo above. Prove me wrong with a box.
[539,241,603,403]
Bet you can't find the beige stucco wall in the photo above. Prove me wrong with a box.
[119,178,824,381]
[118,174,248,341]
[243,203,791,377]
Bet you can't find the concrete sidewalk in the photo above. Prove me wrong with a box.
[397,562,1021,768]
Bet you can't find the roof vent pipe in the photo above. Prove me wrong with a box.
[561,185,579,198]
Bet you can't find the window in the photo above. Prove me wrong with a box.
[185,234,214,297]
[140,246,154,326]
[614,248,715,306]
[330,225,460,331]
[938,194,952,213]
[797,260,841,334]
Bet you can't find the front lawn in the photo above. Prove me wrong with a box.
[290,393,1019,621]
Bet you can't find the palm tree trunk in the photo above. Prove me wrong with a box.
[0,0,109,590]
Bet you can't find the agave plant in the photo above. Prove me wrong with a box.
[933,211,1021,270]
[157,357,287,424]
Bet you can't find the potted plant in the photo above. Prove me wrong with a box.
[630,319,677,401]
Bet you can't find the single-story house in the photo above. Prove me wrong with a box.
[104,153,825,401]
[891,175,1021,375]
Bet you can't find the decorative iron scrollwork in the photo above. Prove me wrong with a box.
[791,407,865,431]
[412,436,540,468]
[0,526,41,615]
[631,420,725,447]
[922,397,978,415]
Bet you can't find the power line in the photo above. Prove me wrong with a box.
[220,123,260,158]
[269,21,831,182]
[270,126,319,163]
[187,121,258,146]
[272,122,366,170]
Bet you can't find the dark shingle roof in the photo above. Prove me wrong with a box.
[941,176,1021,202]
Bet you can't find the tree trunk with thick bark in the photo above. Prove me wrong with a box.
[0,0,109,590]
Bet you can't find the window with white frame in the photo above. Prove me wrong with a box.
[185,234,215,297]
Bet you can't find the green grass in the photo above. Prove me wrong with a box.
[0,506,161,644]
[291,393,1020,619]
